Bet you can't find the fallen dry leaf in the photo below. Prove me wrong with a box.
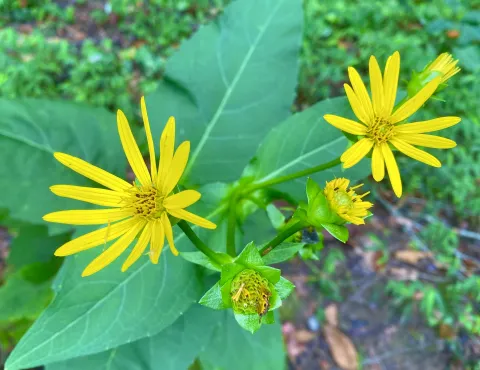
[389,267,419,281]
[395,250,432,265]
[324,304,338,327]
[323,324,358,370]
[295,329,316,343]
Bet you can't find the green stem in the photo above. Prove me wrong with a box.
[178,220,223,266]
[244,157,341,194]
[259,220,308,255]
[226,194,238,256]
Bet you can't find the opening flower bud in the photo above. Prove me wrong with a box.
[324,178,373,225]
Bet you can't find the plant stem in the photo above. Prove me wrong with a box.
[259,220,308,255]
[178,220,223,265]
[226,194,238,256]
[244,157,341,194]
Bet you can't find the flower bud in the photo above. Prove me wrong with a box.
[407,53,460,97]
[323,178,373,225]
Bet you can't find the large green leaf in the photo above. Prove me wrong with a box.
[146,0,303,185]
[252,97,371,199]
[199,311,285,370]
[45,305,218,370]
[5,192,225,370]
[0,271,52,323]
[0,98,125,234]
[7,225,70,270]
[4,233,205,369]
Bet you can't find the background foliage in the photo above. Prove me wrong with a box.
[0,0,479,369]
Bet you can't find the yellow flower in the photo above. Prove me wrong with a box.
[324,178,372,225]
[426,52,460,83]
[324,51,461,197]
[43,97,216,277]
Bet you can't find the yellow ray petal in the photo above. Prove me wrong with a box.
[348,67,374,120]
[82,219,146,277]
[162,141,190,195]
[157,117,176,189]
[396,133,456,149]
[117,109,151,186]
[371,144,385,181]
[167,208,217,230]
[50,185,125,208]
[54,218,137,256]
[122,221,152,271]
[390,138,441,167]
[383,51,400,116]
[163,190,201,210]
[324,114,367,135]
[149,219,165,264]
[54,153,131,192]
[381,143,402,197]
[390,77,441,124]
[43,208,131,225]
[343,84,370,124]
[341,138,374,168]
[369,55,385,116]
[394,116,461,134]
[141,97,157,184]
[161,212,178,256]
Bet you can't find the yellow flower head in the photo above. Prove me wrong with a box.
[324,178,372,225]
[43,97,216,277]
[324,51,461,197]
[426,52,460,84]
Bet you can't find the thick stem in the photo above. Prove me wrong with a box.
[259,220,308,255]
[178,220,223,265]
[226,195,238,256]
[244,157,341,194]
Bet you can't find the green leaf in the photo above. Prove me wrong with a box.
[233,312,262,334]
[146,0,303,185]
[236,242,264,267]
[0,98,125,234]
[275,277,295,300]
[220,280,233,308]
[266,204,286,230]
[252,97,371,199]
[306,177,322,204]
[262,242,304,265]
[322,223,349,243]
[0,271,53,323]
[254,266,281,284]
[180,251,232,272]
[45,305,218,370]
[199,282,226,310]
[7,224,70,270]
[200,311,285,370]
[220,263,244,285]
[5,231,203,370]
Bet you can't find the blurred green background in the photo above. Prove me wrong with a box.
[0,0,479,369]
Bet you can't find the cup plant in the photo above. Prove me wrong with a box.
[0,0,462,368]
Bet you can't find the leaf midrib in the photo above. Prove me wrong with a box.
[184,0,286,178]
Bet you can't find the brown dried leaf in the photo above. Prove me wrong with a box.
[323,324,358,370]
[389,267,419,281]
[295,329,316,343]
[395,250,432,265]
[324,304,338,327]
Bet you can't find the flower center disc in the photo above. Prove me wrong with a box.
[367,116,395,144]
[128,186,164,219]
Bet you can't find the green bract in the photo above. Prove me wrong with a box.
[199,242,295,333]
[295,178,350,243]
